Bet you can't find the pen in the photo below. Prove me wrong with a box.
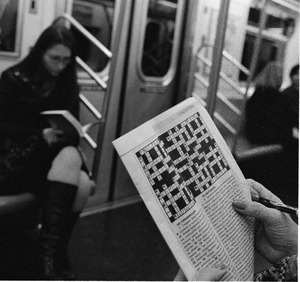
[252,195,298,217]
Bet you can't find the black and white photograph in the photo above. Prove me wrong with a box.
[0,0,298,280]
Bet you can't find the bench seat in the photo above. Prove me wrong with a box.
[0,193,39,230]
[0,193,38,216]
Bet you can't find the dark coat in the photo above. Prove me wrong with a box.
[0,65,80,194]
[281,86,299,130]
[245,86,290,145]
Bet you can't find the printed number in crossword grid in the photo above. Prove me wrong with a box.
[136,112,230,222]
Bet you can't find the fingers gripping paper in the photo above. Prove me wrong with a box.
[112,97,254,281]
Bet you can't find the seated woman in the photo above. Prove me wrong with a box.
[244,61,287,145]
[0,24,94,280]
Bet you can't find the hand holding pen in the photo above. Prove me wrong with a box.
[232,179,298,265]
[252,194,298,217]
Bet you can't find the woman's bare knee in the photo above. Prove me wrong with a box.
[47,146,82,183]
[53,147,82,169]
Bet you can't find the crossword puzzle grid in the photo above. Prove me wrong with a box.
[136,112,230,222]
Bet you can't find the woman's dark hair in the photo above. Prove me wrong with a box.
[20,24,78,86]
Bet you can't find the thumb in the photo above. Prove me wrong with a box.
[174,266,227,281]
[232,198,280,225]
[193,267,227,281]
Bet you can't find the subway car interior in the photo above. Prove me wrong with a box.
[0,0,299,280]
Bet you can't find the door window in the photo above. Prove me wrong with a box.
[141,0,178,77]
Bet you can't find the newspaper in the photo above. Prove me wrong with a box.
[112,97,254,281]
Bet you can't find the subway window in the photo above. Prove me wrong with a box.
[240,34,280,80]
[71,0,115,73]
[239,0,296,81]
[141,0,178,77]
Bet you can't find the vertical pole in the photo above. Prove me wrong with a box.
[247,0,268,85]
[232,0,268,154]
[92,0,130,183]
[207,0,230,117]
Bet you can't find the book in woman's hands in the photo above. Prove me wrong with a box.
[41,110,100,142]
[112,97,254,281]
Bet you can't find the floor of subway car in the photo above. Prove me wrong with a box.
[0,180,295,280]
[0,200,179,281]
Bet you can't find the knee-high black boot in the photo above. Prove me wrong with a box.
[40,181,77,280]
[56,212,81,280]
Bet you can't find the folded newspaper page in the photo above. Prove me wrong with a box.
[113,97,254,281]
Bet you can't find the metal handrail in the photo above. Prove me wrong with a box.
[191,41,251,148]
[190,0,292,151]
[192,88,237,135]
[197,53,247,96]
[62,14,112,59]
[196,55,243,114]
[214,112,237,135]
[198,40,250,77]
[76,57,108,90]
[194,73,241,115]
[271,0,300,12]
[79,94,102,120]
[53,14,113,180]
[222,50,250,77]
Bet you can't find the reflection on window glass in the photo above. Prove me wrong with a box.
[71,0,115,72]
[142,0,178,77]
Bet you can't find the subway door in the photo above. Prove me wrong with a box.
[112,0,187,200]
